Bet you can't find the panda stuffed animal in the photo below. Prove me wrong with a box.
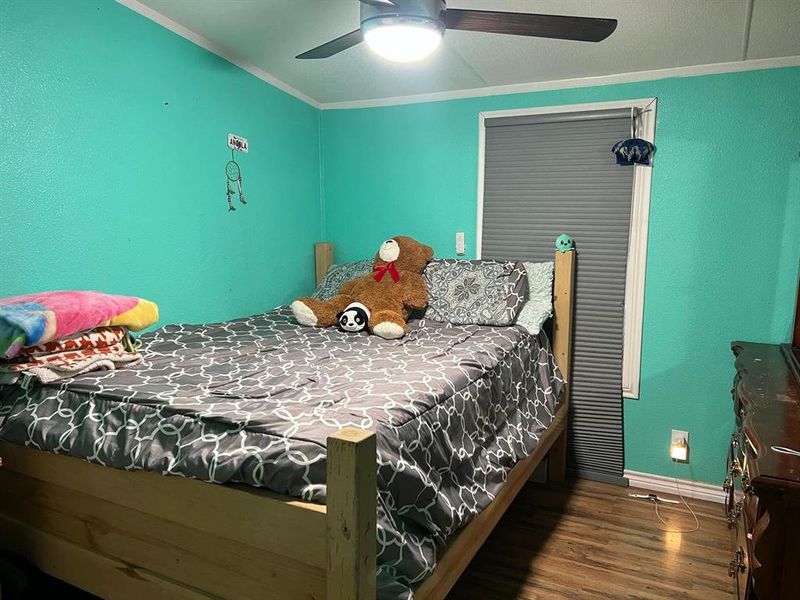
[337,302,370,333]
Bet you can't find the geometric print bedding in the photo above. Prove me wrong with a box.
[423,259,529,326]
[0,306,562,600]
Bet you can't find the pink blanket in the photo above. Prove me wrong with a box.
[0,291,158,359]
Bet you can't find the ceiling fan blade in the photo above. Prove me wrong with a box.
[296,29,364,59]
[444,9,617,42]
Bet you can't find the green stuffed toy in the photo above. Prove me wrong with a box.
[555,234,575,252]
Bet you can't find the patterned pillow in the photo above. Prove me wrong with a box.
[423,259,528,325]
[515,261,554,335]
[312,260,373,300]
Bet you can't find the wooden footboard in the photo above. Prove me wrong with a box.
[0,414,563,600]
[0,249,575,600]
[0,441,318,599]
[0,406,566,600]
[0,428,376,600]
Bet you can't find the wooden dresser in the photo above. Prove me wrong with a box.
[728,340,800,599]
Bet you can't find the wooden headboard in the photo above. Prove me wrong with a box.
[315,242,333,285]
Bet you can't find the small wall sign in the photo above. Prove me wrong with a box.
[228,133,249,153]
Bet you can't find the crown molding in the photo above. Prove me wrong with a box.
[320,55,800,110]
[114,0,321,109]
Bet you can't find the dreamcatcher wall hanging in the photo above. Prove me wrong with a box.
[226,133,249,211]
[611,100,656,166]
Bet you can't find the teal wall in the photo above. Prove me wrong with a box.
[320,67,800,484]
[2,0,798,485]
[0,0,322,326]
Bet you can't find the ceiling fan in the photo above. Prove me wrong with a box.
[296,0,617,63]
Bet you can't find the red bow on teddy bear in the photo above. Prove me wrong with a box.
[373,261,400,283]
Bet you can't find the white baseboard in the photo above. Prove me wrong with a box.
[624,469,726,504]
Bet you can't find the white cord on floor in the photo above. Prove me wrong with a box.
[630,462,700,534]
[653,494,700,534]
[654,462,700,533]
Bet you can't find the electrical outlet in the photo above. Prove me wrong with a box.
[455,232,466,255]
[670,429,689,462]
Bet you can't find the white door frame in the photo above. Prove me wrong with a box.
[476,98,657,399]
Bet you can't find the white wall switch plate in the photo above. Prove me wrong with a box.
[228,133,249,153]
[455,232,466,255]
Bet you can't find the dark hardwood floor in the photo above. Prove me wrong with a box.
[449,478,734,599]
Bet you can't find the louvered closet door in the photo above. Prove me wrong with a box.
[481,109,634,484]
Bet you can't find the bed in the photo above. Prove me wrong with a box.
[0,245,575,600]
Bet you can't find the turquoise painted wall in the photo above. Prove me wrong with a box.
[321,68,800,484]
[0,0,322,326]
[2,0,798,485]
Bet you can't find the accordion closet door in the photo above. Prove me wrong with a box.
[480,108,635,484]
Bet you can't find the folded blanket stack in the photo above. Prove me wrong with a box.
[0,326,143,384]
[0,291,158,384]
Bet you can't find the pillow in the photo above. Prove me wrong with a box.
[312,260,373,300]
[515,261,554,336]
[423,259,528,325]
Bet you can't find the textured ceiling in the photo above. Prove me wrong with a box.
[130,0,800,105]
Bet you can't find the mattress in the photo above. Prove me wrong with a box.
[0,305,563,599]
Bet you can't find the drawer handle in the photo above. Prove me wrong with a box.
[728,547,746,577]
[726,499,743,528]
[741,468,752,494]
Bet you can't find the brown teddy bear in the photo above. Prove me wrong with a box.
[291,236,434,339]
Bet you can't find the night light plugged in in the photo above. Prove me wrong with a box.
[670,430,689,462]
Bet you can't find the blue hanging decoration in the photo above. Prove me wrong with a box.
[612,137,655,166]
[612,104,655,166]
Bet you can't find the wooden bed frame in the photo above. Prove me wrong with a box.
[0,245,576,600]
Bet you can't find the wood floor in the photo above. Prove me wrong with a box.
[3,478,734,599]
[448,478,735,599]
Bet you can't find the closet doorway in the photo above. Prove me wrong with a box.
[477,99,656,484]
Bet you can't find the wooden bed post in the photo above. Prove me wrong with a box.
[316,242,334,285]
[326,427,377,600]
[549,249,576,483]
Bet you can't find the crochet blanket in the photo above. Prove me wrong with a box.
[0,326,142,384]
[0,291,158,359]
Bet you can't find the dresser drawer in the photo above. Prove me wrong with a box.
[730,529,750,599]
[730,482,773,600]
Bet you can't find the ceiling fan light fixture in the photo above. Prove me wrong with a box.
[363,16,444,63]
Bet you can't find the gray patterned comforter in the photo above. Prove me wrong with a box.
[0,306,562,599]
